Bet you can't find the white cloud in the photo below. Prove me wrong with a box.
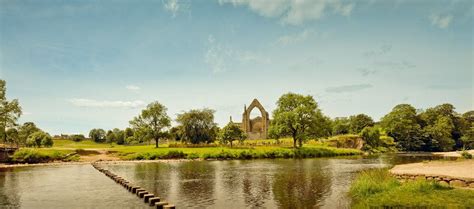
[276,29,313,45]
[125,85,140,91]
[205,35,269,73]
[218,0,355,25]
[68,98,145,108]
[163,0,189,17]
[430,14,453,29]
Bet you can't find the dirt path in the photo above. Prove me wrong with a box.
[77,149,120,162]
[390,160,474,179]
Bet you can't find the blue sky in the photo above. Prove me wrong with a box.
[0,0,472,135]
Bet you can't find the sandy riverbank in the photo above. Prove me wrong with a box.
[390,160,474,179]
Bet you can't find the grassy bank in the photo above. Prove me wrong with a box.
[114,146,362,160]
[9,148,78,163]
[349,169,474,208]
[6,139,362,163]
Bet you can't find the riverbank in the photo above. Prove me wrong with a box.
[2,143,362,166]
[350,169,474,208]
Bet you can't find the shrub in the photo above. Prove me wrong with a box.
[461,151,472,159]
[69,134,86,142]
[26,131,52,148]
[41,135,54,147]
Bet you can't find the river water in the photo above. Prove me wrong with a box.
[0,155,448,209]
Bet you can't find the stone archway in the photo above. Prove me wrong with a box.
[242,99,269,139]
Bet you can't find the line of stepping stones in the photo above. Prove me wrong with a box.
[92,162,176,209]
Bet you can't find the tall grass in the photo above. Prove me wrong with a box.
[10,148,78,163]
[350,169,474,208]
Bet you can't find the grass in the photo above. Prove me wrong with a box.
[349,169,474,208]
[8,139,362,163]
[10,148,78,163]
[112,145,361,160]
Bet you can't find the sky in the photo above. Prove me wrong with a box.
[0,0,473,135]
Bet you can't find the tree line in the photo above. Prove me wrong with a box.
[1,79,472,151]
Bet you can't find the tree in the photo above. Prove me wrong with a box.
[113,128,125,145]
[270,93,328,148]
[5,128,19,146]
[18,122,40,146]
[219,122,246,147]
[380,104,425,151]
[332,117,350,135]
[348,114,374,134]
[360,126,381,150]
[169,126,184,141]
[176,108,218,144]
[130,102,171,148]
[419,104,462,150]
[26,131,52,148]
[106,130,116,144]
[0,80,22,144]
[89,128,106,143]
[69,134,85,142]
[423,116,455,151]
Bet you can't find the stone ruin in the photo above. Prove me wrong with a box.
[230,99,270,140]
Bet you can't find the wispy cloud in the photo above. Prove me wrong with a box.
[163,0,189,17]
[325,84,373,93]
[125,85,140,91]
[218,0,355,25]
[374,60,416,71]
[276,29,313,46]
[357,68,377,76]
[430,14,453,29]
[363,44,392,58]
[68,98,145,108]
[205,34,269,73]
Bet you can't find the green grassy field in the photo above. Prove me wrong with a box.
[349,169,474,208]
[8,138,362,163]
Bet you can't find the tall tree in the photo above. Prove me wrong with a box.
[89,128,106,143]
[18,122,40,145]
[332,117,350,135]
[348,114,374,134]
[270,93,328,148]
[0,80,22,144]
[130,102,171,148]
[176,108,217,144]
[381,104,425,151]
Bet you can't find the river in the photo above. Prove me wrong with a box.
[0,155,448,209]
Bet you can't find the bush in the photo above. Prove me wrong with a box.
[41,135,54,147]
[26,131,52,148]
[10,149,71,163]
[69,134,86,142]
[461,151,472,159]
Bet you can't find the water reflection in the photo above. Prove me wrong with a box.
[272,160,332,209]
[0,154,451,208]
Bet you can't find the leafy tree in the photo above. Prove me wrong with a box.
[0,80,22,144]
[419,104,463,150]
[463,111,474,123]
[176,108,217,144]
[113,128,125,145]
[106,130,115,143]
[360,126,381,151]
[5,128,19,146]
[26,131,52,147]
[423,116,455,151]
[89,128,106,143]
[41,134,53,147]
[349,114,374,134]
[69,134,85,142]
[169,126,184,141]
[130,101,171,148]
[124,127,134,139]
[18,122,41,146]
[332,117,350,135]
[381,104,425,151]
[219,122,246,147]
[270,93,328,148]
